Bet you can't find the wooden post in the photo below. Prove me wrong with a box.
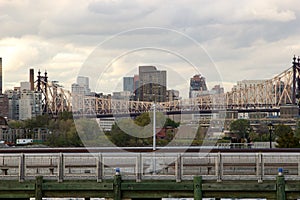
[276,174,286,200]
[176,154,182,182]
[96,153,103,182]
[136,153,142,182]
[35,176,43,200]
[19,153,25,182]
[216,152,222,182]
[193,176,202,200]
[58,153,64,182]
[114,170,122,200]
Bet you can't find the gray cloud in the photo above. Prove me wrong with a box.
[0,0,300,96]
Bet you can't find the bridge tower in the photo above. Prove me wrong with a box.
[36,70,49,114]
[292,56,300,105]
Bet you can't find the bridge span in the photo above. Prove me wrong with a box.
[36,57,300,117]
[0,151,299,199]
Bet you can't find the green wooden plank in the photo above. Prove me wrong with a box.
[43,181,113,191]
[122,181,193,191]
[0,181,35,190]
[286,192,300,200]
[202,181,275,191]
[0,191,33,198]
[203,191,276,199]
[43,191,114,198]
[285,182,300,191]
[122,191,194,199]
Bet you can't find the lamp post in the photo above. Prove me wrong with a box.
[268,123,274,148]
[152,102,156,151]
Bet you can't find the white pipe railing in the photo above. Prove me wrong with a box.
[0,152,299,182]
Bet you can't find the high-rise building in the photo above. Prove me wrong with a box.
[137,66,166,102]
[71,83,85,95]
[211,85,224,94]
[19,90,42,120]
[123,77,134,92]
[133,75,139,91]
[20,82,31,91]
[5,89,20,120]
[0,57,2,94]
[112,91,131,100]
[189,74,208,98]
[133,75,139,99]
[76,76,91,95]
[0,94,8,118]
[166,89,180,101]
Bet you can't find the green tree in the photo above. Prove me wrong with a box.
[274,124,293,138]
[8,120,25,129]
[106,113,179,147]
[275,124,300,148]
[294,120,300,140]
[46,118,83,147]
[135,112,151,126]
[230,119,251,139]
[164,118,180,128]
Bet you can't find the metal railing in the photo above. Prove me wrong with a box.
[0,152,299,182]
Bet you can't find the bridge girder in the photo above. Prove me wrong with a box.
[39,57,300,116]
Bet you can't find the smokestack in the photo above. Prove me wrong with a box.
[0,57,2,94]
[29,68,34,91]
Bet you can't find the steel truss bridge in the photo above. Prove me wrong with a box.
[37,57,300,116]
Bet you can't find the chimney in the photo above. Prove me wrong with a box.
[29,68,34,91]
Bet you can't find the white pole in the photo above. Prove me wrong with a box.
[153,103,156,151]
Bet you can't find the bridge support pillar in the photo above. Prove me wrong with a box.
[276,174,286,200]
[193,176,203,200]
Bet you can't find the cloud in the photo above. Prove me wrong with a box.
[0,0,300,96]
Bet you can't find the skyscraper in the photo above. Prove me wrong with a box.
[189,74,208,98]
[123,77,134,92]
[76,76,91,95]
[0,57,2,94]
[137,66,166,102]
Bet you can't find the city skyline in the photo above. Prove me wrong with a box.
[0,1,300,95]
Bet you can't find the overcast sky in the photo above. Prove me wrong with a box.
[1,0,300,98]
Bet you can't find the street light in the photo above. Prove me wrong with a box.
[152,102,156,151]
[268,123,274,148]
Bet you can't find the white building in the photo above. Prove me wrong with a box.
[97,118,115,131]
[76,76,91,95]
[112,91,132,100]
[20,82,31,91]
[19,90,42,120]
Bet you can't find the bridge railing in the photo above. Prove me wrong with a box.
[0,152,299,182]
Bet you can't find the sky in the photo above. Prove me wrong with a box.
[1,0,300,98]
